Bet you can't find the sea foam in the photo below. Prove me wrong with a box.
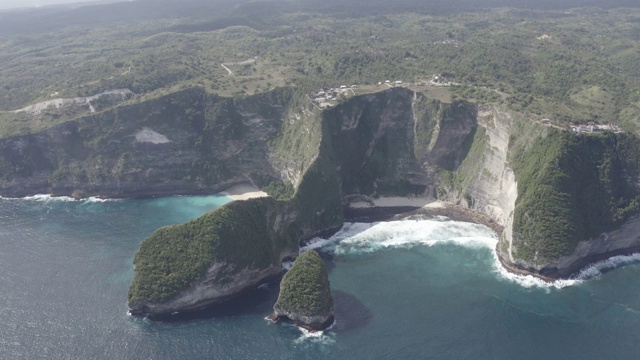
[21,194,77,202]
[304,218,588,289]
[83,197,118,203]
[293,323,336,346]
[0,194,118,203]
[573,253,640,280]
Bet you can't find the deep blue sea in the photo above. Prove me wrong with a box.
[2,195,640,359]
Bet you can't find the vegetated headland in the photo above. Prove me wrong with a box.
[2,0,640,316]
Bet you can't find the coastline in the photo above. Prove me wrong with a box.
[0,182,268,202]
[5,186,640,284]
[342,196,640,283]
[498,244,640,282]
[344,198,504,235]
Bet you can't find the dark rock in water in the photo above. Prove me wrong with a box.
[272,250,334,331]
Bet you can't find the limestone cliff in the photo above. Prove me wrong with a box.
[127,99,344,316]
[3,86,640,313]
[423,102,640,279]
[499,131,640,278]
[127,197,297,315]
[0,87,295,198]
[272,250,334,331]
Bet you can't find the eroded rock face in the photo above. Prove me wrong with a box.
[272,250,334,331]
[129,263,287,318]
[6,85,640,310]
[0,87,293,198]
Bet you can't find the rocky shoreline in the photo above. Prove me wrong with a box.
[499,244,640,282]
[343,203,504,235]
[8,185,640,299]
[343,202,640,283]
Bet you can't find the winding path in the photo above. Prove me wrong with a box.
[221,63,233,76]
[220,58,256,76]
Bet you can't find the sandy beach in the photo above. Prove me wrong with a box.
[219,183,268,201]
[349,196,445,209]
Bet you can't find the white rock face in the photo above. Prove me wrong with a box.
[135,128,170,144]
[468,106,517,228]
[470,106,640,276]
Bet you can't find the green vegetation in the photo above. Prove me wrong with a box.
[274,250,333,318]
[445,126,488,193]
[6,0,640,295]
[511,131,640,262]
[261,180,295,201]
[128,197,291,304]
[413,96,441,161]
[0,87,300,196]
[128,95,344,305]
[269,94,324,186]
[3,3,640,138]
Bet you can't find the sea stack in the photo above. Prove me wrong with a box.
[272,250,334,331]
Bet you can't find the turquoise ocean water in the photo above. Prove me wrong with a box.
[1,196,640,359]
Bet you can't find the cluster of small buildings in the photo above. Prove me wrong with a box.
[309,85,359,107]
[428,75,458,87]
[377,80,403,86]
[571,122,623,134]
[310,89,338,102]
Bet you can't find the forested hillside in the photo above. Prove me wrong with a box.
[2,0,640,137]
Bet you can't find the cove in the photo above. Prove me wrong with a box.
[1,197,640,359]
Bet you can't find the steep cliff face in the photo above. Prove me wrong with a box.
[460,106,517,229]
[499,131,640,277]
[0,87,294,198]
[128,99,344,316]
[128,197,295,315]
[325,88,429,196]
[269,100,324,189]
[408,98,640,279]
[5,85,640,311]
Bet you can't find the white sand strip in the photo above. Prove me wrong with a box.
[350,197,445,209]
[220,183,268,201]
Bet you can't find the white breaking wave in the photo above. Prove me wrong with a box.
[0,194,118,203]
[293,322,336,345]
[83,197,119,203]
[21,194,77,202]
[332,220,497,255]
[573,253,640,280]
[491,251,580,289]
[304,218,588,289]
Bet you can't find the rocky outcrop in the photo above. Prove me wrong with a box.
[130,263,286,317]
[0,87,294,198]
[518,214,640,279]
[127,122,344,316]
[325,88,429,196]
[127,197,302,317]
[497,131,640,277]
[271,250,334,331]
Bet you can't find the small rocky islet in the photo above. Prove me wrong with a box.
[270,250,334,331]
